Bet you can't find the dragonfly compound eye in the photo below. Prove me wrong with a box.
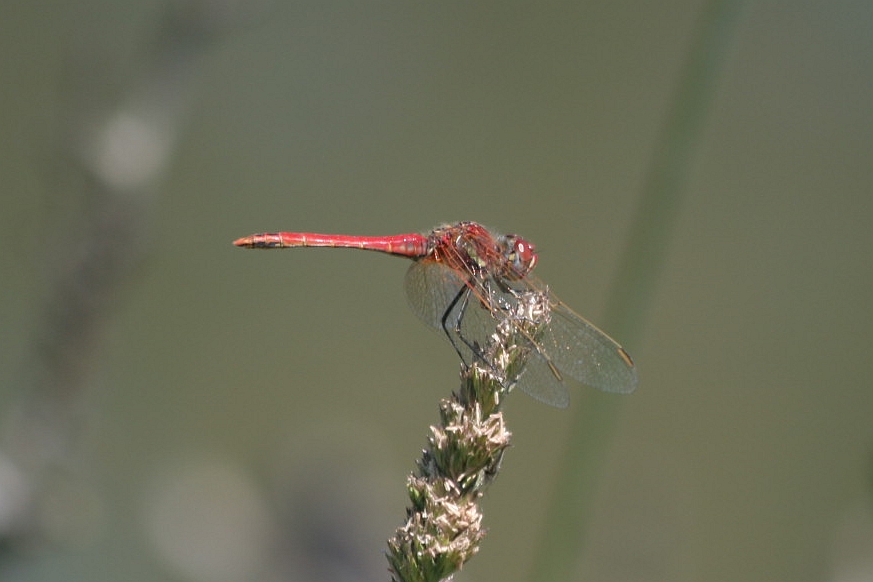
[501,235,537,278]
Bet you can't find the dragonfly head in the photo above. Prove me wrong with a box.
[501,235,538,279]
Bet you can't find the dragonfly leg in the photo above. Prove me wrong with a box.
[439,282,501,375]
[440,285,475,365]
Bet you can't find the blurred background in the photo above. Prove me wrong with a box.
[2,1,872,581]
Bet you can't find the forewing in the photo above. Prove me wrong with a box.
[403,260,468,330]
[405,261,512,367]
[538,297,638,394]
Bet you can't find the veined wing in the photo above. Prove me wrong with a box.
[533,294,638,395]
[403,259,470,331]
[404,260,511,368]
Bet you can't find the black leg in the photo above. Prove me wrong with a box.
[439,279,502,372]
[440,283,472,363]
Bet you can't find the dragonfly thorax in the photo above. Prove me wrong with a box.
[427,222,539,282]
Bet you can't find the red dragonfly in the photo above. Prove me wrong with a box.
[234,221,637,407]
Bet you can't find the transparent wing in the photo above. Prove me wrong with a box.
[512,355,572,408]
[531,294,638,395]
[403,259,469,330]
[405,261,638,406]
[404,260,505,367]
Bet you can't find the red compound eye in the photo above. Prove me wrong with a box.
[501,235,537,278]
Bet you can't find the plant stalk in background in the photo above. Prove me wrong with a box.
[530,1,746,580]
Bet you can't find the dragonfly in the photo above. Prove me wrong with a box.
[234,221,637,407]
